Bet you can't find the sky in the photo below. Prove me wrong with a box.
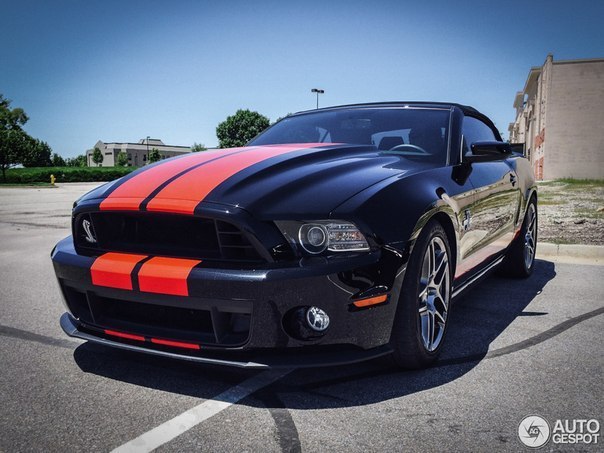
[1,0,603,157]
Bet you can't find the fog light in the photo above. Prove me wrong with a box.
[306,306,330,332]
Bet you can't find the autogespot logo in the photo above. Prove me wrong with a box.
[518,415,551,448]
[518,415,601,448]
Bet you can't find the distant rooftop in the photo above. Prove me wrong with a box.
[138,138,165,146]
[97,138,191,149]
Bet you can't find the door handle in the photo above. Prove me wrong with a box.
[509,173,517,186]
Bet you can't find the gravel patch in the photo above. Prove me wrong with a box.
[537,180,604,245]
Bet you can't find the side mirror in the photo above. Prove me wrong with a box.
[509,142,525,157]
[465,141,512,163]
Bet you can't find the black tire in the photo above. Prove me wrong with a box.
[390,220,452,369]
[500,197,537,278]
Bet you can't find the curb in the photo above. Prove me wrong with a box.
[537,242,604,261]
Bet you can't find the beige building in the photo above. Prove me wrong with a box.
[508,54,604,180]
[87,138,191,167]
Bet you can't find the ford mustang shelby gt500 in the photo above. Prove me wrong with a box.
[52,102,537,369]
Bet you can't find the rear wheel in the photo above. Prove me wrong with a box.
[390,221,452,369]
[500,198,537,278]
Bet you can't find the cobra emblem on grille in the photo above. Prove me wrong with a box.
[82,219,97,244]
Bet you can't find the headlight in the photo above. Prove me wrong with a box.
[299,224,328,254]
[276,220,370,255]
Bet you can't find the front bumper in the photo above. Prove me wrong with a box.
[52,236,406,367]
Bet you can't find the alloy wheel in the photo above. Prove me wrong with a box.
[418,236,450,352]
[524,203,537,269]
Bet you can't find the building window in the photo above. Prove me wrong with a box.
[128,154,131,160]
[143,155,147,161]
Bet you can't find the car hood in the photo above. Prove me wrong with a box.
[81,143,431,218]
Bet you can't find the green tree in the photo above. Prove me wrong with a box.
[65,154,86,167]
[191,142,207,152]
[69,155,85,167]
[21,138,52,167]
[0,94,30,181]
[216,109,270,148]
[148,147,161,163]
[51,153,66,167]
[92,147,103,166]
[116,151,128,166]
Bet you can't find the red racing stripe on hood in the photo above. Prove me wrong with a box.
[145,143,326,214]
[99,148,245,211]
[137,256,201,296]
[90,252,148,290]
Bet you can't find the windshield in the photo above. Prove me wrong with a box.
[249,107,451,164]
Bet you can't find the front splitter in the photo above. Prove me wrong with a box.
[60,313,393,369]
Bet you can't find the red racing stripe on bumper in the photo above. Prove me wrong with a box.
[104,329,146,342]
[90,252,148,290]
[146,143,325,214]
[137,256,201,296]
[104,329,200,350]
[150,338,201,350]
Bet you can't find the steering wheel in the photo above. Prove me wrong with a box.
[389,143,429,155]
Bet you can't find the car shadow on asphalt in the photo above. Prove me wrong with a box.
[73,259,557,409]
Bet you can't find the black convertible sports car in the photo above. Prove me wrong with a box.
[52,102,537,369]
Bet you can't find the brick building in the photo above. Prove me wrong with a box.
[508,54,604,180]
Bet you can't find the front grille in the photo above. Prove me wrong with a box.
[74,212,264,262]
[62,284,252,346]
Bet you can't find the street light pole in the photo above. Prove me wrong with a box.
[311,88,324,109]
[146,135,150,163]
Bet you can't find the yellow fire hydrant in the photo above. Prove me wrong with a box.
[50,174,56,186]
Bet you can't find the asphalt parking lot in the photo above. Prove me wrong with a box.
[0,183,602,452]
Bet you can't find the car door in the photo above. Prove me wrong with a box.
[460,116,521,273]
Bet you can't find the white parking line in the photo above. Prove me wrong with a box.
[111,368,292,453]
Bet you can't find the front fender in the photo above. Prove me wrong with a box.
[332,166,470,262]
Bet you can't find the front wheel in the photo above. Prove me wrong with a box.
[390,221,452,369]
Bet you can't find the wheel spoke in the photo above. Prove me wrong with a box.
[434,256,448,286]
[418,287,428,301]
[433,288,441,305]
[434,254,449,287]
[420,312,430,349]
[434,307,447,324]
[428,311,435,349]
[434,294,448,319]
